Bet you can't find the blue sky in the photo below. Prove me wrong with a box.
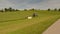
[0,0,60,9]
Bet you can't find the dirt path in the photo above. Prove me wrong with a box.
[43,19,60,34]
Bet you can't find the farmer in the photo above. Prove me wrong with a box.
[32,13,38,17]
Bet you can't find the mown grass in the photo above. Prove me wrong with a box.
[8,15,60,34]
[0,10,60,34]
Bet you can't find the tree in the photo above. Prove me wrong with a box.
[31,8,35,11]
[54,8,57,11]
[58,8,60,11]
[8,7,12,11]
[24,9,27,11]
[48,8,50,11]
[16,9,19,11]
[4,8,8,12]
[29,8,35,11]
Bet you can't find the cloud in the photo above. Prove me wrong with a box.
[0,0,15,9]
[40,0,60,9]
[0,0,60,9]
[25,0,60,9]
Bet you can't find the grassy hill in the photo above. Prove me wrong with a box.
[0,10,60,34]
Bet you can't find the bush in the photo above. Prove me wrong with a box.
[54,8,57,11]
[58,8,60,11]
[48,8,50,11]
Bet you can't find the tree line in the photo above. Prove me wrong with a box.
[0,7,19,12]
[0,7,60,12]
[0,7,36,12]
[48,8,60,11]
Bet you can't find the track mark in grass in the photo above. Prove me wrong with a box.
[0,18,26,23]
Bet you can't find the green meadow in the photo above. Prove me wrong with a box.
[0,10,60,34]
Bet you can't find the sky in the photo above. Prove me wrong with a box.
[0,0,60,9]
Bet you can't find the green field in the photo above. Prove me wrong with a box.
[0,10,60,34]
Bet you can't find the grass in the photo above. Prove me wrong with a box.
[0,10,60,34]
